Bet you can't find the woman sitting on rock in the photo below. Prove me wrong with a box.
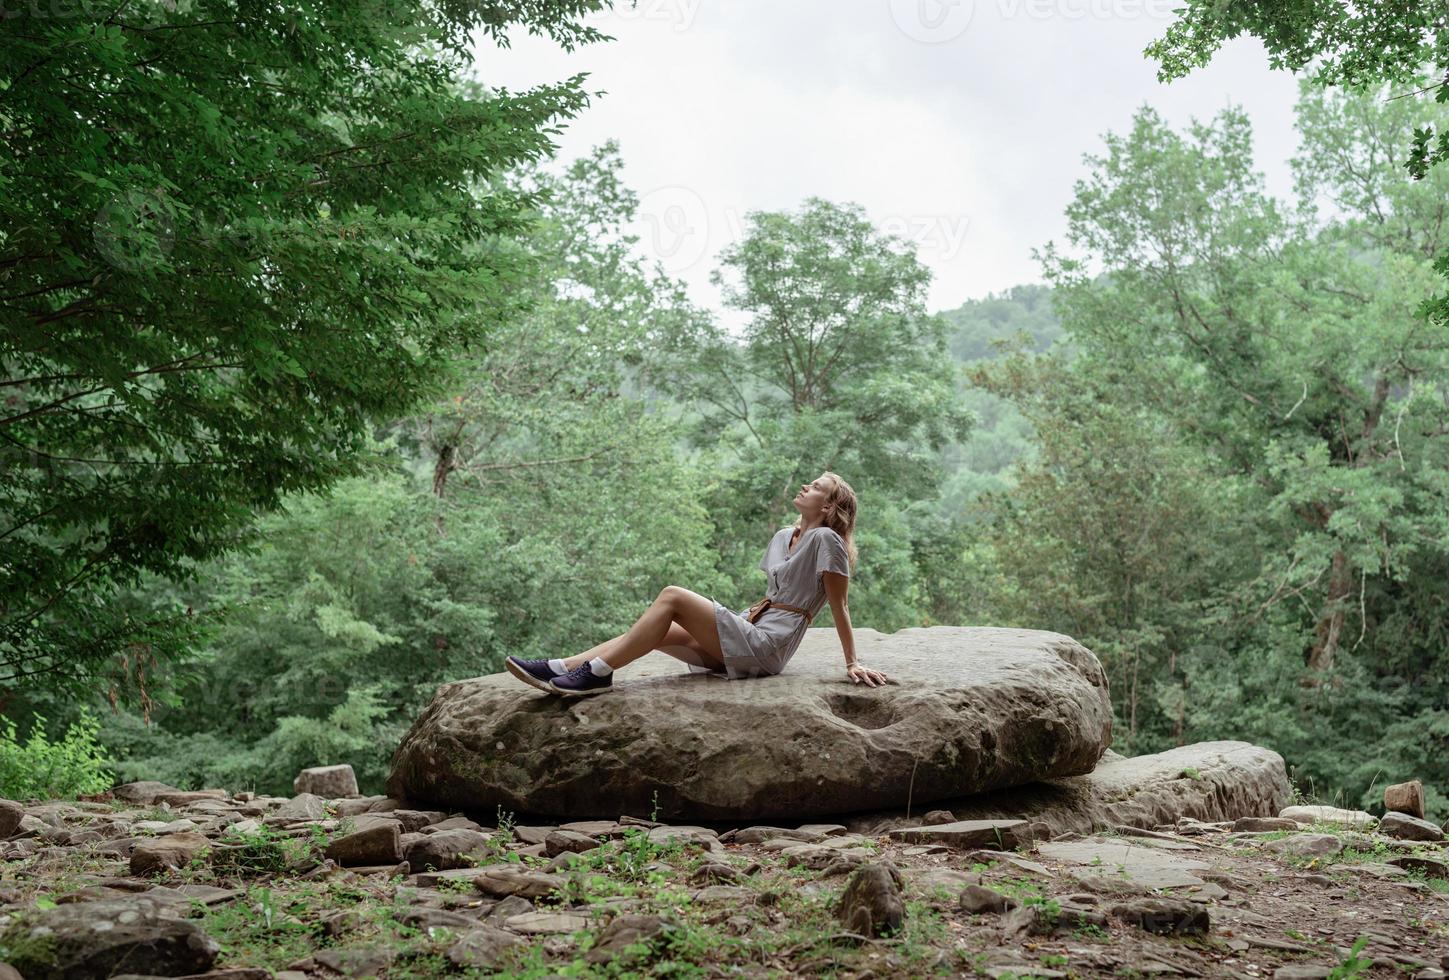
[506,471,889,696]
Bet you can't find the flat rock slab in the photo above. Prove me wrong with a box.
[386,627,1112,821]
[1279,805,1375,830]
[1036,838,1211,891]
[887,819,1032,850]
[846,741,1290,837]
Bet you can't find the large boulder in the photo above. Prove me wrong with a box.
[846,741,1291,836]
[387,626,1113,821]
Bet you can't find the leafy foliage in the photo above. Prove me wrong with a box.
[0,0,609,687]
[970,87,1449,811]
[1146,0,1447,177]
[0,710,111,800]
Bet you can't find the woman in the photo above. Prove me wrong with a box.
[505,471,889,696]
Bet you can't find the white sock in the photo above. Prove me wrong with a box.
[547,658,568,675]
[589,657,613,677]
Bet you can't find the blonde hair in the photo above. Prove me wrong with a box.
[791,471,858,572]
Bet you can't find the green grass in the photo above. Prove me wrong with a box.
[209,825,323,876]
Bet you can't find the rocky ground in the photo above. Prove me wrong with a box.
[0,785,1446,979]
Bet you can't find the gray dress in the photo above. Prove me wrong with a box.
[689,525,852,680]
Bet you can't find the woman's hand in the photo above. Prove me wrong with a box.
[846,662,889,687]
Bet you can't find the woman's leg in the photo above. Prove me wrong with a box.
[560,623,723,672]
[564,586,724,672]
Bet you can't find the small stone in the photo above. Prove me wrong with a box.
[399,907,483,931]
[1109,897,1210,936]
[1278,805,1374,830]
[886,819,1034,851]
[474,867,565,899]
[111,781,184,805]
[1378,811,1444,842]
[405,829,493,871]
[1383,779,1425,819]
[1388,855,1448,879]
[224,818,262,837]
[545,850,588,873]
[387,809,445,833]
[335,796,388,817]
[152,790,227,808]
[729,826,823,845]
[503,911,591,934]
[344,814,404,835]
[585,913,674,964]
[921,809,956,825]
[1003,902,1109,937]
[692,885,750,903]
[617,814,664,828]
[294,764,359,798]
[0,799,27,838]
[446,925,521,969]
[645,825,721,851]
[689,862,744,885]
[325,824,403,867]
[130,832,212,876]
[908,867,975,897]
[819,854,869,877]
[426,816,485,834]
[1264,834,1343,858]
[484,894,535,924]
[960,884,1016,914]
[1272,966,1334,979]
[543,830,602,856]
[558,820,620,836]
[1233,816,1300,832]
[314,946,394,977]
[795,823,847,836]
[321,909,363,937]
[835,862,905,938]
[782,843,864,872]
[510,825,556,845]
[269,793,327,823]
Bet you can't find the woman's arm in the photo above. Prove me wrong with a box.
[823,571,888,687]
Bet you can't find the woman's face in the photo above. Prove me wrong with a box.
[793,476,832,515]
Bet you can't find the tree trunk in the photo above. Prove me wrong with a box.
[1306,549,1353,673]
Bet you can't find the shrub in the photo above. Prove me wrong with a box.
[0,710,113,800]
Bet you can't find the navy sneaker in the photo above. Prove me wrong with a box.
[549,662,613,697]
[506,656,560,694]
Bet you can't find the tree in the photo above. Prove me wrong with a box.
[691,198,971,503]
[668,198,972,631]
[86,142,728,795]
[1038,103,1448,676]
[1146,1,1448,177]
[978,92,1449,810]
[1146,3,1449,475]
[0,0,609,687]
[402,140,713,512]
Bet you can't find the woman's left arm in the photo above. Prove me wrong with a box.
[823,572,889,687]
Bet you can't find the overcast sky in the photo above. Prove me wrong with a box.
[479,0,1304,323]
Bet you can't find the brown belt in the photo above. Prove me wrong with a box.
[746,597,812,625]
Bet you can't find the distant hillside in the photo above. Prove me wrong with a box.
[939,283,1062,363]
[933,284,1063,513]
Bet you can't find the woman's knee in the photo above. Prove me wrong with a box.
[660,623,696,648]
